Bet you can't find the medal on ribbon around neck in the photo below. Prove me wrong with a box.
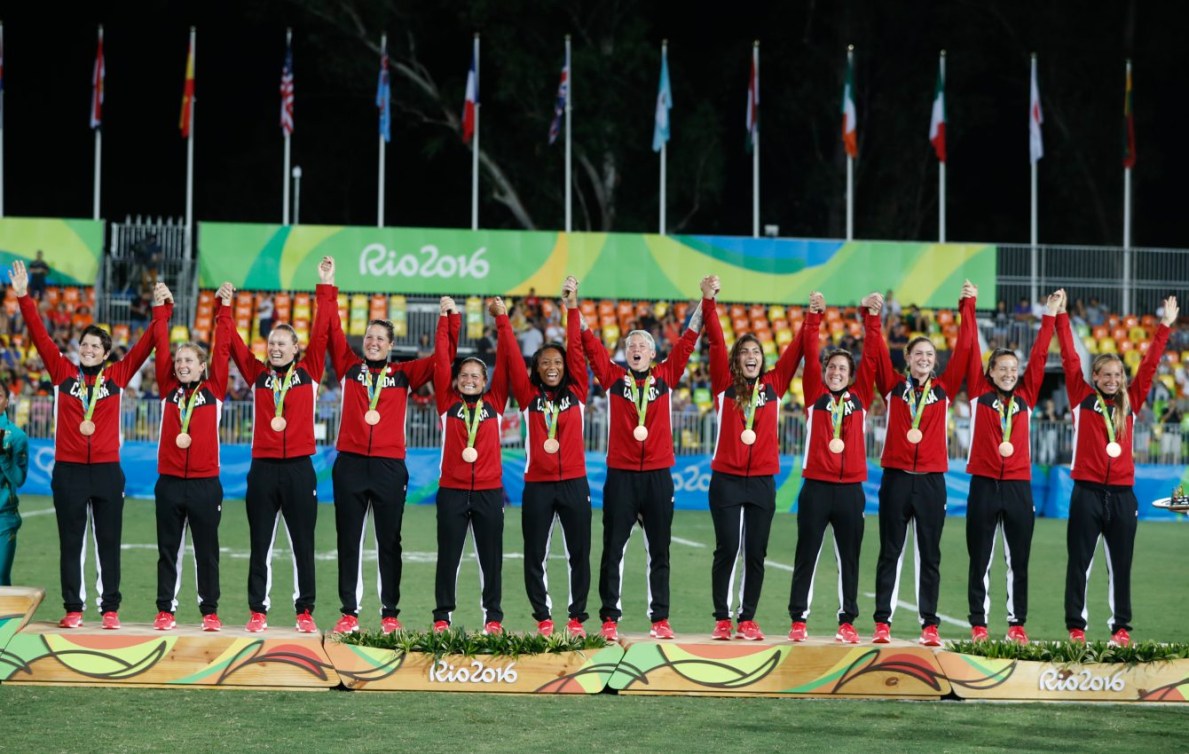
[542,396,561,454]
[740,379,761,446]
[1097,391,1123,458]
[461,399,483,463]
[176,383,203,449]
[828,391,848,454]
[77,367,106,436]
[905,377,932,444]
[270,363,297,432]
[997,394,1016,457]
[363,366,384,426]
[628,374,653,442]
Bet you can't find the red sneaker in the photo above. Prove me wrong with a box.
[1006,625,1029,645]
[537,619,555,637]
[201,614,223,632]
[566,618,586,638]
[433,620,450,633]
[872,622,892,644]
[600,620,619,641]
[101,611,121,630]
[245,612,268,633]
[971,625,989,642]
[649,619,674,639]
[332,614,359,635]
[483,621,504,636]
[152,611,176,631]
[919,625,941,647]
[737,620,764,641]
[58,612,84,629]
[711,619,734,641]
[380,617,402,635]
[295,611,318,634]
[1109,628,1131,647]
[788,621,808,642]
[1068,628,1086,644]
[835,623,860,644]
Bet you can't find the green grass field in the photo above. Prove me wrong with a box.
[4,496,1189,752]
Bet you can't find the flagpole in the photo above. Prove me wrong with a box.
[846,46,854,241]
[93,27,104,221]
[471,33,480,231]
[659,40,668,235]
[378,33,387,228]
[564,34,572,233]
[1122,58,1133,315]
[185,27,196,259]
[938,50,946,243]
[752,41,760,239]
[1029,53,1039,307]
[282,28,292,226]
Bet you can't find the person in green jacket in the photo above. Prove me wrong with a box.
[0,388,30,586]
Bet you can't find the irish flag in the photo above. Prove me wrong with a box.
[841,49,857,158]
[929,54,946,162]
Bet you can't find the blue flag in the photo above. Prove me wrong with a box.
[377,49,391,143]
[652,47,672,152]
[548,48,569,145]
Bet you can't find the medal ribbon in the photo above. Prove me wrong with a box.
[363,367,384,412]
[78,367,106,423]
[905,377,933,431]
[743,379,762,432]
[542,397,560,440]
[272,363,297,419]
[1096,391,1117,444]
[461,400,484,449]
[628,374,654,428]
[178,382,204,435]
[997,394,1016,444]
[828,391,848,440]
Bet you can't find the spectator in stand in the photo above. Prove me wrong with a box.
[1056,292,1176,647]
[1084,297,1108,327]
[474,326,496,370]
[27,252,50,301]
[519,318,544,367]
[1013,297,1033,322]
[888,321,910,373]
[1034,398,1062,466]
[0,388,30,587]
[883,289,902,325]
[256,294,275,341]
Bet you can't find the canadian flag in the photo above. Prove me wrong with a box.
[929,55,945,162]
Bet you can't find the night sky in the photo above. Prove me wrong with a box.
[2,1,1188,248]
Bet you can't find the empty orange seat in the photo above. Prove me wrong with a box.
[732,317,749,334]
[729,304,746,319]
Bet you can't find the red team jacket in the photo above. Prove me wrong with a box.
[964,306,1055,481]
[583,311,701,472]
[20,294,168,464]
[228,283,333,460]
[156,300,231,478]
[508,310,588,483]
[1058,312,1169,487]
[704,298,804,477]
[873,295,975,474]
[801,310,881,484]
[435,312,511,491]
[330,290,460,459]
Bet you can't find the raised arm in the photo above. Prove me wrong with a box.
[490,297,525,409]
[657,281,711,386]
[433,297,457,413]
[1130,296,1177,411]
[11,260,72,383]
[582,317,618,388]
[937,285,976,395]
[852,305,884,406]
[563,277,590,402]
[796,295,823,402]
[700,276,731,395]
[301,256,337,384]
[863,292,898,396]
[1055,290,1091,405]
[155,283,179,394]
[111,287,172,386]
[1018,290,1062,403]
[326,282,356,380]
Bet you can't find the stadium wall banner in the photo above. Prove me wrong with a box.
[0,217,104,285]
[22,441,1186,522]
[198,222,996,307]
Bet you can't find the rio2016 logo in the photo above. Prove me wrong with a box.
[1037,668,1125,693]
[428,658,518,684]
[359,243,490,280]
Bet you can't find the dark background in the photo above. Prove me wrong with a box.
[0,0,1180,247]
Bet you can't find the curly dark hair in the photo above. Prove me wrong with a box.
[729,334,764,415]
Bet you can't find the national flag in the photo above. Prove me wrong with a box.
[376,46,391,143]
[652,46,672,152]
[547,51,569,145]
[745,51,758,154]
[841,52,858,158]
[91,29,105,129]
[929,57,945,162]
[1029,57,1043,163]
[1123,62,1136,169]
[461,50,477,145]
[1,25,7,119]
[179,37,195,138]
[280,38,294,135]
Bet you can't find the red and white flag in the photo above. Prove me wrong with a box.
[1029,57,1043,163]
[745,51,758,153]
[841,52,857,158]
[461,50,477,144]
[90,28,105,129]
[928,55,945,162]
[280,37,294,135]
